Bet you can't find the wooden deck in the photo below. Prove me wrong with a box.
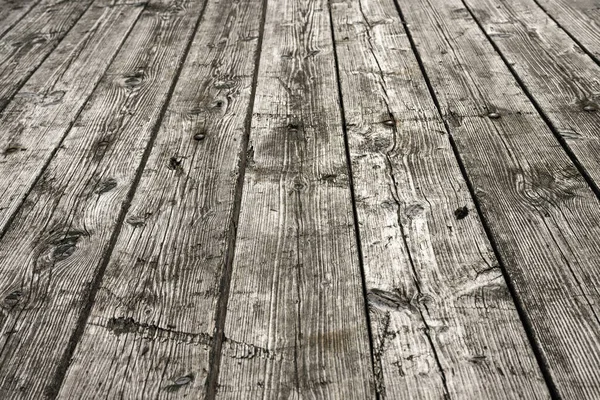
[0,0,599,398]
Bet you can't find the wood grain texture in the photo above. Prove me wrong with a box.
[58,0,264,397]
[216,0,375,397]
[396,0,600,397]
[0,0,97,110]
[0,0,41,40]
[0,1,205,398]
[0,0,144,235]
[533,0,600,60]
[330,0,548,398]
[463,0,600,198]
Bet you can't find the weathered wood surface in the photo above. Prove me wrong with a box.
[215,0,375,397]
[0,0,206,397]
[533,0,600,61]
[0,0,41,40]
[330,0,548,398]
[0,0,144,236]
[396,0,600,397]
[58,0,265,397]
[0,0,96,110]
[464,0,600,192]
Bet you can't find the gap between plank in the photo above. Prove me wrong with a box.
[0,1,140,244]
[203,0,269,397]
[43,1,211,397]
[0,0,96,114]
[325,0,380,398]
[458,0,600,202]
[0,0,44,43]
[390,0,562,398]
[529,0,600,67]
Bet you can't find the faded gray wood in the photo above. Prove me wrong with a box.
[330,0,548,398]
[397,0,600,397]
[0,0,41,40]
[0,0,97,110]
[0,1,206,397]
[215,0,375,397]
[0,0,144,235]
[58,0,265,397]
[533,0,600,60]
[464,0,600,195]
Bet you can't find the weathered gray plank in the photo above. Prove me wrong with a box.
[330,0,548,398]
[215,0,375,397]
[396,0,600,397]
[0,0,97,110]
[533,0,600,60]
[0,0,41,40]
[58,0,264,397]
[463,0,600,193]
[0,0,144,236]
[0,1,206,397]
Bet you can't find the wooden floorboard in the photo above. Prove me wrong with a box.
[58,0,264,397]
[216,0,375,397]
[533,0,600,61]
[0,0,205,397]
[1,0,600,397]
[0,0,97,111]
[396,0,600,397]
[330,0,548,398]
[0,0,144,237]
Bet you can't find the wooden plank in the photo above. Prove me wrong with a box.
[0,0,145,236]
[395,0,600,398]
[463,0,600,193]
[330,0,549,398]
[0,0,95,111]
[0,0,41,40]
[0,1,206,397]
[215,0,375,397]
[533,0,600,60]
[57,0,265,397]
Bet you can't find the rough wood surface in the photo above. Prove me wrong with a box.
[58,0,265,397]
[396,0,600,397]
[0,0,41,40]
[0,0,96,110]
[464,0,600,198]
[533,0,600,60]
[330,0,548,398]
[0,1,205,397]
[215,0,375,397]
[0,0,144,235]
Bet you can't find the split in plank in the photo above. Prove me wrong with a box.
[0,0,41,41]
[216,0,375,397]
[330,0,549,397]
[0,0,206,397]
[59,0,265,397]
[396,0,600,397]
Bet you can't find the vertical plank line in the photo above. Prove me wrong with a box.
[203,0,269,397]
[326,1,380,397]
[390,0,562,398]
[43,1,211,397]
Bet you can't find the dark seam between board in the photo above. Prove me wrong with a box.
[204,0,269,397]
[326,0,380,398]
[41,0,211,397]
[391,0,562,398]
